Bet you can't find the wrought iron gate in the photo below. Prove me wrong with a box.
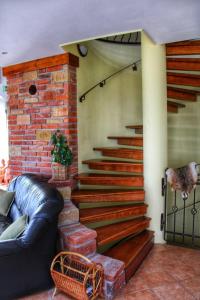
[163,173,200,248]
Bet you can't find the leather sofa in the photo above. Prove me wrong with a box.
[0,174,64,300]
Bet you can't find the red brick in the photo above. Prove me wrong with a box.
[6,57,78,180]
[38,162,51,167]
[10,161,22,166]
[46,65,63,72]
[103,271,125,300]
[39,165,51,171]
[91,254,124,282]
[32,119,46,124]
[27,124,42,129]
[36,151,48,157]
[64,239,96,257]
[40,90,56,100]
[38,68,47,74]
[37,85,47,91]
[60,223,97,245]
[21,151,36,156]
[24,167,40,173]
[37,78,51,85]
[40,107,51,113]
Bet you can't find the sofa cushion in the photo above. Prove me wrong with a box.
[0,214,12,235]
[0,189,15,216]
[0,215,28,241]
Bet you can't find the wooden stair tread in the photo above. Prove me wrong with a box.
[167,72,200,87]
[125,125,143,130]
[94,147,143,151]
[76,173,143,187]
[166,40,200,56]
[82,159,143,173]
[108,136,143,146]
[94,147,143,160]
[71,189,145,203]
[167,86,198,101]
[167,58,200,71]
[83,159,143,166]
[167,100,185,108]
[167,72,200,79]
[167,40,200,47]
[77,173,143,178]
[79,204,147,224]
[96,217,151,247]
[108,136,143,140]
[105,230,154,268]
[80,204,147,224]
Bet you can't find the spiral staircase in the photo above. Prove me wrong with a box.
[71,39,200,284]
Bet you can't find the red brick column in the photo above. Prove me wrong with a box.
[3,53,79,186]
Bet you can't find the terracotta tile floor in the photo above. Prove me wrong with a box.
[20,244,200,300]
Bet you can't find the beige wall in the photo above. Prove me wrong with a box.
[168,95,200,168]
[62,42,142,172]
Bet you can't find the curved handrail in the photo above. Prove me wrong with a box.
[79,59,141,102]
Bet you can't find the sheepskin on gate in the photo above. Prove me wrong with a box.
[166,162,199,200]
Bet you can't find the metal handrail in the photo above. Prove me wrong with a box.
[79,59,141,102]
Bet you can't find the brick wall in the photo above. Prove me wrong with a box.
[3,53,79,183]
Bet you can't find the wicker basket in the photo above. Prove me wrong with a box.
[51,251,104,300]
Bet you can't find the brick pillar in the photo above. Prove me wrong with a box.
[3,53,79,188]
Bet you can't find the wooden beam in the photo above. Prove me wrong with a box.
[167,58,200,71]
[2,52,79,77]
[167,72,200,87]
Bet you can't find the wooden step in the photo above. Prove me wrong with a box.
[167,72,200,87]
[82,159,143,173]
[167,100,185,113]
[80,204,147,224]
[76,173,143,187]
[94,147,143,160]
[125,125,143,134]
[108,136,143,147]
[167,104,178,113]
[167,58,200,71]
[96,217,151,247]
[167,86,198,102]
[71,189,145,204]
[105,230,154,282]
[166,40,200,56]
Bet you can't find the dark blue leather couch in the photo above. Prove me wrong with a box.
[0,174,63,299]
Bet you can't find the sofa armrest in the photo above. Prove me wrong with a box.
[21,216,51,247]
[0,239,24,257]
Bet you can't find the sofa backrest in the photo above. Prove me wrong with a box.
[8,174,63,222]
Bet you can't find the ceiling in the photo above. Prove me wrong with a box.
[0,0,200,67]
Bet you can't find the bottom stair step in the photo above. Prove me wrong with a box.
[105,230,154,282]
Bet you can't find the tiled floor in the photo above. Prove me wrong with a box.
[21,244,200,300]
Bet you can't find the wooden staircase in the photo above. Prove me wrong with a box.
[72,124,154,282]
[71,39,200,286]
[166,40,200,113]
